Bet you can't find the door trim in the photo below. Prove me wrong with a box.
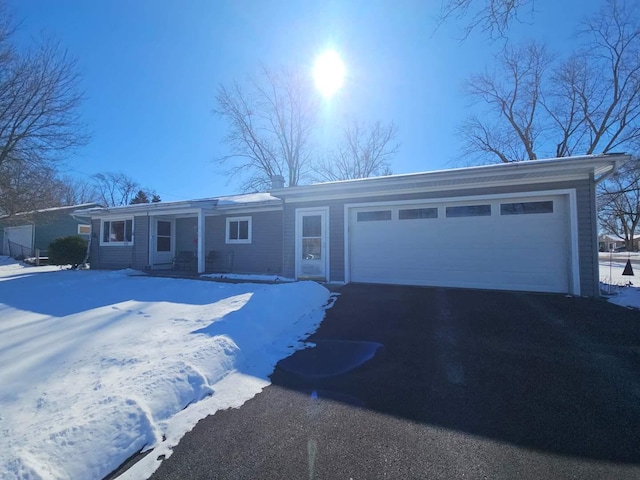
[295,207,329,281]
[149,216,176,269]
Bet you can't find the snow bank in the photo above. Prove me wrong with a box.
[0,267,330,480]
[201,272,294,282]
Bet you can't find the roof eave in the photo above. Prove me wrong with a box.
[272,154,631,200]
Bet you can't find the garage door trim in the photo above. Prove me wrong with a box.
[343,188,580,295]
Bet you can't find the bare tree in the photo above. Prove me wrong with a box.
[598,160,640,251]
[461,41,551,162]
[436,0,535,39]
[92,172,141,207]
[578,0,640,155]
[460,0,640,163]
[54,175,99,206]
[0,2,87,215]
[314,120,399,181]
[214,64,317,191]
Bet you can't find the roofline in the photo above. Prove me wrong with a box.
[74,197,283,217]
[1,202,103,219]
[271,154,631,198]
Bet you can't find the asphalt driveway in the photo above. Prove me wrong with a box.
[151,284,640,479]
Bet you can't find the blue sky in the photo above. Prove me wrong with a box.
[9,0,602,201]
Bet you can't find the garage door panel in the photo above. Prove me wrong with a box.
[349,195,570,293]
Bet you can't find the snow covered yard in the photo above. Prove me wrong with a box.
[599,253,640,309]
[0,258,331,480]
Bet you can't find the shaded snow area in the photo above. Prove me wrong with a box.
[0,259,331,480]
[201,273,294,282]
[599,253,640,309]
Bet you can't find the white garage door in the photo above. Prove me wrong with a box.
[349,195,571,293]
[3,224,34,256]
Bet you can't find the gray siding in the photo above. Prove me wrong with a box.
[283,179,599,296]
[0,211,92,252]
[204,210,283,274]
[33,212,91,251]
[176,217,198,254]
[90,216,149,270]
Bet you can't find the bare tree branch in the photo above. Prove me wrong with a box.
[460,0,640,164]
[91,172,141,207]
[461,41,551,162]
[214,65,317,191]
[313,120,399,182]
[436,0,535,39]
[0,3,87,215]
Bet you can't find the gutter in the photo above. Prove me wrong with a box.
[594,153,630,184]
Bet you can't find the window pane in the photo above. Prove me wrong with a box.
[302,215,322,237]
[302,238,321,260]
[446,205,491,218]
[157,236,171,252]
[357,210,392,222]
[500,201,554,215]
[399,208,438,220]
[157,220,171,236]
[125,220,133,241]
[103,221,110,242]
[111,221,125,241]
[238,220,249,239]
[229,221,239,240]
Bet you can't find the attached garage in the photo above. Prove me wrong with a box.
[348,193,574,293]
[274,154,631,298]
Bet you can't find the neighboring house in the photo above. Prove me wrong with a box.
[0,203,101,258]
[598,234,640,252]
[75,154,631,297]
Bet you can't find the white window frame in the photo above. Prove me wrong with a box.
[77,224,92,235]
[225,216,252,244]
[100,218,134,246]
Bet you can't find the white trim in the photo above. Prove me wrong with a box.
[214,205,282,215]
[568,190,581,296]
[150,217,176,268]
[77,224,92,235]
[282,174,592,204]
[344,189,577,209]
[99,217,134,246]
[344,203,351,284]
[274,154,627,201]
[343,189,581,295]
[225,216,252,244]
[295,206,330,281]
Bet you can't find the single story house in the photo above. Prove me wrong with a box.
[76,154,632,297]
[598,234,640,252]
[1,203,100,258]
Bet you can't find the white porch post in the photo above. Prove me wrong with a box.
[197,209,205,273]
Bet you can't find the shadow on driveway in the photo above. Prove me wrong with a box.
[152,284,640,480]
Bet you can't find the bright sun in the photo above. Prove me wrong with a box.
[313,50,345,98]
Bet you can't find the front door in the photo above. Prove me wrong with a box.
[296,208,328,279]
[153,217,174,268]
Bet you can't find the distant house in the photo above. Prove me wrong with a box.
[76,154,632,298]
[0,203,101,258]
[598,234,640,252]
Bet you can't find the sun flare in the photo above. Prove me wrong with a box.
[313,49,345,98]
